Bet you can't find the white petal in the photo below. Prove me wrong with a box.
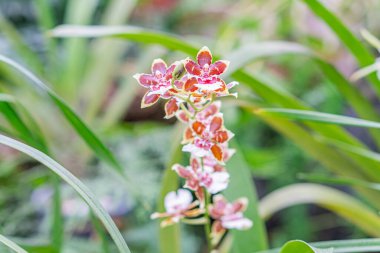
[182,144,210,157]
[222,217,253,230]
[208,172,230,194]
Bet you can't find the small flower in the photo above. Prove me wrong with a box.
[182,111,234,162]
[172,158,229,203]
[151,189,203,227]
[133,59,177,108]
[209,195,252,237]
[184,47,238,98]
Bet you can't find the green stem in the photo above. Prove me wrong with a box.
[203,188,212,252]
[201,157,212,252]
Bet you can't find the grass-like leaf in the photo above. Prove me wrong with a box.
[224,140,269,252]
[259,183,380,237]
[0,134,131,253]
[0,234,28,253]
[0,54,124,174]
[302,0,380,98]
[258,108,380,129]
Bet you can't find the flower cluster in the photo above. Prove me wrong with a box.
[134,46,252,249]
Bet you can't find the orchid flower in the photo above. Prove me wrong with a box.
[172,157,229,203]
[209,195,253,238]
[151,189,203,227]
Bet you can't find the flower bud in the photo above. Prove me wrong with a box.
[172,60,186,80]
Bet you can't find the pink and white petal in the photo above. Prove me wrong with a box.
[231,197,249,213]
[172,164,192,179]
[141,92,160,108]
[185,59,202,76]
[191,157,200,171]
[208,172,229,194]
[151,58,167,75]
[164,189,193,214]
[182,144,209,157]
[209,60,229,75]
[211,220,225,235]
[176,110,190,123]
[181,127,194,144]
[148,85,171,95]
[165,63,177,80]
[210,115,224,133]
[164,99,179,119]
[197,46,212,67]
[222,215,253,230]
[133,73,157,88]
[227,81,239,89]
[195,81,223,91]
[195,187,205,206]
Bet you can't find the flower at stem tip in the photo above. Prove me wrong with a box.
[151,189,203,227]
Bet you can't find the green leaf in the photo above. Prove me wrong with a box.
[224,140,268,252]
[257,238,380,253]
[302,0,380,97]
[299,173,380,192]
[0,54,124,174]
[280,240,332,253]
[157,124,182,253]
[259,108,380,129]
[0,134,131,253]
[259,183,380,237]
[0,234,28,253]
[247,106,380,208]
[224,41,380,146]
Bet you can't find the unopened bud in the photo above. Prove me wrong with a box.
[172,60,186,80]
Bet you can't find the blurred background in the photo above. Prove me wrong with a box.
[1,0,380,252]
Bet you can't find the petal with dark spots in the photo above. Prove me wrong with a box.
[211,144,223,162]
[184,77,199,92]
[210,116,223,133]
[192,121,206,135]
[209,60,229,75]
[164,99,179,119]
[133,73,157,88]
[151,59,167,74]
[141,92,160,108]
[214,130,229,143]
[197,46,212,67]
[185,59,202,75]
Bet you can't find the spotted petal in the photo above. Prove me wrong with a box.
[141,92,160,108]
[209,60,229,75]
[185,59,202,75]
[164,99,179,119]
[151,58,167,75]
[197,46,212,67]
[211,144,224,162]
[133,73,157,88]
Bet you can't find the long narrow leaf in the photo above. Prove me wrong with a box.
[0,134,131,253]
[224,140,268,251]
[259,183,380,237]
[259,108,380,129]
[0,54,124,174]
[0,234,28,253]
[302,0,380,97]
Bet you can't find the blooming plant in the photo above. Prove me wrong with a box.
[134,47,252,251]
